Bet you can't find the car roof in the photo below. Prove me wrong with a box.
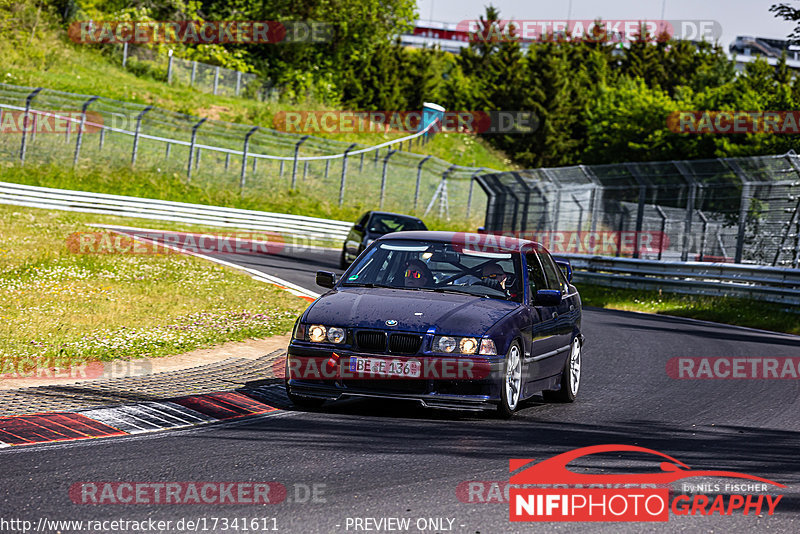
[378,231,542,252]
[367,211,423,221]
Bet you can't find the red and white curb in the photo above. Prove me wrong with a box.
[0,390,282,447]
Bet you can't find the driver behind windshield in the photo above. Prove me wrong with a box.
[404,259,433,288]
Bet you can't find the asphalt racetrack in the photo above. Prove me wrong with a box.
[3,230,800,533]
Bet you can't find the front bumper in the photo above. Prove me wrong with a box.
[286,343,504,411]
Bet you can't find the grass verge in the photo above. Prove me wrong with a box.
[578,283,800,335]
[0,204,308,374]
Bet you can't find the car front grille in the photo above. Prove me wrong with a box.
[356,330,387,352]
[388,333,422,354]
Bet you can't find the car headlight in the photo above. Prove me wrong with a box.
[304,324,346,344]
[435,336,457,353]
[479,338,497,355]
[327,327,345,343]
[433,335,482,354]
[309,325,327,342]
[459,337,479,354]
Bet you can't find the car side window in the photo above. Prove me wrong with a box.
[540,253,568,293]
[525,252,547,298]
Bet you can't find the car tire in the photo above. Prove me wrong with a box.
[286,387,326,409]
[339,247,349,270]
[544,336,581,403]
[496,341,523,419]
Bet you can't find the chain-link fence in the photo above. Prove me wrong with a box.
[0,83,491,229]
[479,157,800,266]
[119,44,267,100]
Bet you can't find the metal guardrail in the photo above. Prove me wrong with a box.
[4,179,798,305]
[0,181,352,243]
[563,254,800,306]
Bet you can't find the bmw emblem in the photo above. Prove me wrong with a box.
[385,319,398,327]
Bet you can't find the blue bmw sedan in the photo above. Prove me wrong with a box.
[285,231,583,417]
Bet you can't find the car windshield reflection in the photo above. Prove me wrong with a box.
[341,240,523,302]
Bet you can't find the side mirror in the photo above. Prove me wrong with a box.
[316,271,336,289]
[554,258,573,282]
[353,223,364,232]
[477,226,486,234]
[535,289,562,306]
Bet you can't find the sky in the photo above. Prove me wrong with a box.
[415,0,798,49]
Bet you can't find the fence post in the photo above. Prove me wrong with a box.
[73,95,100,167]
[414,156,432,211]
[772,196,800,266]
[466,168,485,219]
[655,205,668,261]
[213,66,220,95]
[122,42,128,68]
[19,87,42,164]
[279,160,284,180]
[167,50,174,83]
[696,210,709,262]
[303,161,309,181]
[571,194,584,234]
[339,144,357,206]
[439,166,454,219]
[187,117,207,180]
[379,150,398,209]
[196,148,202,170]
[235,71,242,96]
[291,135,309,189]
[359,153,364,172]
[240,126,259,194]
[724,159,752,264]
[252,154,257,176]
[165,142,171,159]
[190,60,197,86]
[674,161,699,262]
[225,153,230,170]
[325,159,330,179]
[624,163,649,259]
[130,105,153,167]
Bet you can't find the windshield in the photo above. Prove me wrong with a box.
[342,239,522,302]
[367,214,427,234]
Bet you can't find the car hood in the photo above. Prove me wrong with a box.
[304,287,518,335]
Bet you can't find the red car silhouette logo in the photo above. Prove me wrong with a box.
[510,444,784,487]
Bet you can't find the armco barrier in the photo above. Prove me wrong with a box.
[0,181,352,243]
[563,254,800,306]
[2,180,798,306]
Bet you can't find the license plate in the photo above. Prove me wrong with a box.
[349,356,422,378]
